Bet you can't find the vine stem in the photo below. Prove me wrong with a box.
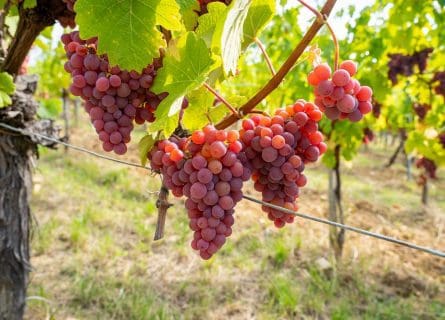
[325,21,339,70]
[298,0,339,70]
[246,109,270,117]
[255,38,276,75]
[215,0,337,130]
[203,83,239,117]
[154,182,172,241]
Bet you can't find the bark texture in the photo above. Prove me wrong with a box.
[0,75,59,320]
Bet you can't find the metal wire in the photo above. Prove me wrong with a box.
[243,195,445,258]
[1,121,444,259]
[0,122,151,171]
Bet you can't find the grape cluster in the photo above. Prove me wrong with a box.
[412,102,431,120]
[362,127,374,144]
[308,61,373,122]
[198,0,232,14]
[432,71,445,99]
[416,157,437,180]
[240,101,326,227]
[62,31,165,154]
[387,48,433,85]
[148,126,250,259]
[372,99,382,119]
[439,132,445,149]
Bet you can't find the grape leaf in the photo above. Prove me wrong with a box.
[212,0,252,75]
[149,32,215,137]
[176,0,200,31]
[0,72,15,108]
[75,0,182,71]
[243,0,275,47]
[23,0,36,8]
[182,88,215,131]
[196,2,227,46]
[156,0,183,30]
[138,134,155,166]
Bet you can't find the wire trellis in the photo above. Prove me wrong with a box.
[1,121,444,259]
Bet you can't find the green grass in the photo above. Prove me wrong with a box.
[26,137,445,319]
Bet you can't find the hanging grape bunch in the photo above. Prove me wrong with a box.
[412,103,431,120]
[240,100,326,227]
[432,71,445,99]
[61,31,165,154]
[439,132,445,149]
[148,126,250,259]
[387,48,433,85]
[362,128,374,144]
[416,157,437,187]
[308,60,373,122]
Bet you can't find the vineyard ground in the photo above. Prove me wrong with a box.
[25,119,444,319]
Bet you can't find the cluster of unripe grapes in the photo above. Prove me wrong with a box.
[240,101,325,227]
[148,126,250,259]
[61,31,165,154]
[308,61,373,122]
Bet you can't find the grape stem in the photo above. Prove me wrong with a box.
[255,38,276,76]
[215,0,337,129]
[203,83,240,117]
[325,20,339,70]
[297,0,339,70]
[246,109,271,117]
[154,182,172,241]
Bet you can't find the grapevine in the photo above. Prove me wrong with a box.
[56,0,376,259]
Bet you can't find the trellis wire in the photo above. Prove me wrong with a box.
[1,121,444,259]
[0,122,150,171]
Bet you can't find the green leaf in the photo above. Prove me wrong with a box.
[212,0,252,75]
[0,72,15,108]
[150,32,215,137]
[243,0,275,47]
[75,0,182,71]
[23,0,36,8]
[182,88,215,131]
[176,0,200,30]
[196,2,228,46]
[138,134,155,166]
[208,104,229,123]
[156,0,184,31]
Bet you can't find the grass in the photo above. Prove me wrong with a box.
[25,125,445,319]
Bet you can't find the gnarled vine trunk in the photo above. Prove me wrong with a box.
[0,76,59,320]
[0,129,33,320]
[0,2,73,318]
